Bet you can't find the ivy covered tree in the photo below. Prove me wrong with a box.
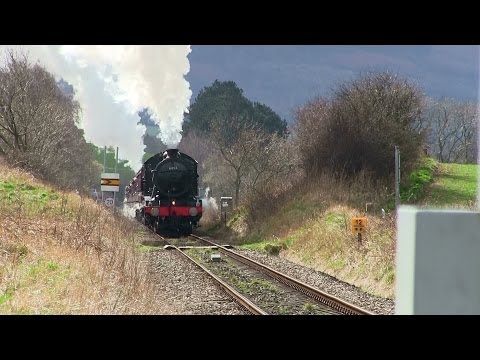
[182,80,288,138]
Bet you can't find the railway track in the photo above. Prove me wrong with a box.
[188,234,374,315]
[146,228,373,315]
[151,232,266,314]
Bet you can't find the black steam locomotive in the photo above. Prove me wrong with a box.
[125,149,202,235]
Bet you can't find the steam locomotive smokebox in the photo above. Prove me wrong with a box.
[165,149,179,158]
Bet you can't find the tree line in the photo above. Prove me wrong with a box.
[1,50,476,213]
[0,50,135,204]
[0,51,100,191]
[178,73,477,218]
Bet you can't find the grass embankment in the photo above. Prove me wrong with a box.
[206,158,477,300]
[0,162,171,314]
[419,163,477,208]
[240,198,397,299]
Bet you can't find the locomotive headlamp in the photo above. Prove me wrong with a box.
[189,207,198,216]
[172,200,176,205]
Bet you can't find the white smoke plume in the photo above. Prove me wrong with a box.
[198,186,220,225]
[122,202,143,219]
[0,45,192,171]
[203,186,219,211]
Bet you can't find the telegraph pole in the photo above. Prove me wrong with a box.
[395,146,401,208]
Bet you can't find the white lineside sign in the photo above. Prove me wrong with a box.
[396,207,480,314]
[101,173,120,192]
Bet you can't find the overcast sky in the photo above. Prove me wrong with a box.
[187,45,479,122]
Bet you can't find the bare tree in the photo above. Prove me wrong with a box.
[294,71,426,180]
[424,97,478,163]
[293,97,330,177]
[207,116,265,207]
[244,133,296,197]
[0,50,98,191]
[202,146,235,201]
[204,112,298,213]
[177,129,211,182]
[453,102,477,163]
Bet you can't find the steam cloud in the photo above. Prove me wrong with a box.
[122,202,143,219]
[0,45,192,171]
[203,187,219,211]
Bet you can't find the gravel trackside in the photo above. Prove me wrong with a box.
[147,249,248,315]
[235,249,395,315]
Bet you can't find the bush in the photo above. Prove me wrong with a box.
[264,243,285,256]
[294,71,426,182]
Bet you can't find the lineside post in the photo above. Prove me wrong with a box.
[395,146,400,208]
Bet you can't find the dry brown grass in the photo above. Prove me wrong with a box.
[0,163,174,314]
[243,170,392,240]
[284,204,396,299]
[240,171,396,299]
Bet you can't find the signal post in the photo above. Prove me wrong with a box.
[101,146,120,213]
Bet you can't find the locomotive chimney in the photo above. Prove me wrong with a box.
[164,148,179,159]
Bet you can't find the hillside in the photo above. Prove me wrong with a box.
[0,160,168,314]
[211,161,478,300]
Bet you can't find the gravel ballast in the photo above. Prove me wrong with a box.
[144,243,394,315]
[234,249,395,315]
[147,249,248,315]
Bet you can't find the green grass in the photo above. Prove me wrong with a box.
[236,278,277,294]
[239,239,287,255]
[0,258,71,310]
[26,259,68,282]
[0,180,59,215]
[0,289,14,306]
[421,163,477,207]
[240,241,272,251]
[324,211,347,230]
[328,258,346,271]
[302,302,318,313]
[400,157,437,204]
[0,180,58,202]
[383,265,395,286]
